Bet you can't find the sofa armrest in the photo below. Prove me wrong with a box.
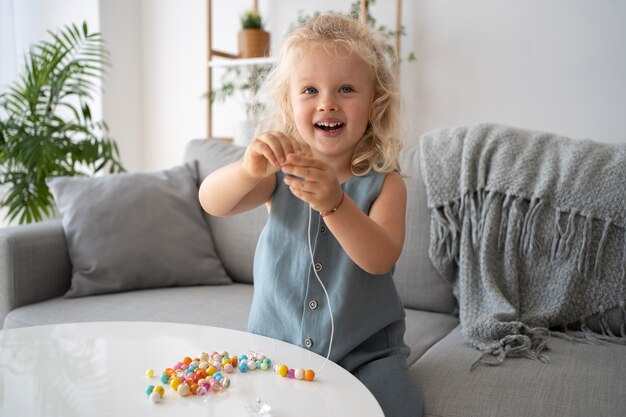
[0,219,71,326]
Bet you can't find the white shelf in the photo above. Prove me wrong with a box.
[208,56,276,68]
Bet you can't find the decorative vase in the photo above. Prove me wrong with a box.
[238,29,270,58]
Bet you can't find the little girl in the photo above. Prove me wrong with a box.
[200,13,422,417]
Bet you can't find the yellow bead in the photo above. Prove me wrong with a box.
[277,364,289,377]
[153,385,165,398]
[145,368,154,378]
[170,377,182,391]
[221,357,232,366]
[207,365,217,376]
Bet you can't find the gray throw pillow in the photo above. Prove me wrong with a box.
[48,163,232,298]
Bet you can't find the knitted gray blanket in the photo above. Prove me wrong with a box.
[420,124,626,367]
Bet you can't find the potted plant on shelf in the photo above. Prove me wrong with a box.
[238,10,270,58]
[0,22,124,224]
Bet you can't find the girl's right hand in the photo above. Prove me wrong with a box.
[243,131,304,179]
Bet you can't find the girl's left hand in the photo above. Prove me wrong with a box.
[281,153,343,214]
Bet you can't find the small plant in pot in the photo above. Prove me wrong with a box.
[0,22,124,224]
[238,10,270,58]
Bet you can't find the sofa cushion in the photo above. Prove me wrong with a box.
[411,325,626,417]
[3,284,253,330]
[184,139,266,284]
[48,163,231,297]
[404,308,459,365]
[396,143,456,313]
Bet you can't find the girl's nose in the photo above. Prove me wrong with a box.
[316,93,338,112]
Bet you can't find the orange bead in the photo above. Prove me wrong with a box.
[164,368,174,376]
[304,369,315,381]
[189,382,198,395]
[182,356,192,365]
[230,355,238,367]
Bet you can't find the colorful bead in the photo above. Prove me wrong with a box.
[145,385,155,396]
[304,369,315,381]
[230,355,239,367]
[287,368,295,378]
[277,364,289,377]
[170,377,182,391]
[196,383,210,396]
[149,391,161,403]
[177,383,191,397]
[238,362,249,373]
[182,357,192,365]
[294,368,305,380]
[153,385,165,398]
[145,368,155,378]
[247,360,257,370]
[223,363,234,373]
[260,362,269,371]
[160,373,170,384]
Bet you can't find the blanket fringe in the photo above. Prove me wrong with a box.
[469,328,550,371]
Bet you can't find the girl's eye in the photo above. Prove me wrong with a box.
[303,87,318,94]
[339,86,353,93]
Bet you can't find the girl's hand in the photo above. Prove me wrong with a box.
[243,131,303,179]
[281,153,343,214]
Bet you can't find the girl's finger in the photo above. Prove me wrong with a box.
[284,152,321,168]
[282,165,320,182]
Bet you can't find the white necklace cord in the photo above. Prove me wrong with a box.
[307,205,335,373]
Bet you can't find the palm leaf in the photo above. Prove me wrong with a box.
[0,21,125,224]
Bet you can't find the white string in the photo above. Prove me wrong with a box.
[307,205,335,373]
[271,205,335,375]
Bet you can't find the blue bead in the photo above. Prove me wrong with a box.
[239,362,248,373]
[188,365,197,372]
[160,374,169,384]
[263,358,271,365]
[214,372,223,380]
[239,354,248,361]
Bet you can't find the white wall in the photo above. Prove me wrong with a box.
[405,0,626,145]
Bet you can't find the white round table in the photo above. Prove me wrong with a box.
[0,321,384,417]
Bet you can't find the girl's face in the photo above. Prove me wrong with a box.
[289,45,374,169]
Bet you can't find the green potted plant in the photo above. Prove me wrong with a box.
[0,22,124,224]
[238,9,270,58]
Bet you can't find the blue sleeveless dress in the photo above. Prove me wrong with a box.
[249,171,423,417]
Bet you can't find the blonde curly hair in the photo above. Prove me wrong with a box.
[256,13,403,175]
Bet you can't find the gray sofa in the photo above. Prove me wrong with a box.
[1,134,625,417]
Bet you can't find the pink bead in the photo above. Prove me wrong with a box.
[181,364,189,371]
[196,384,210,396]
[223,363,234,373]
[287,369,295,378]
[213,362,221,371]
[173,362,183,370]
